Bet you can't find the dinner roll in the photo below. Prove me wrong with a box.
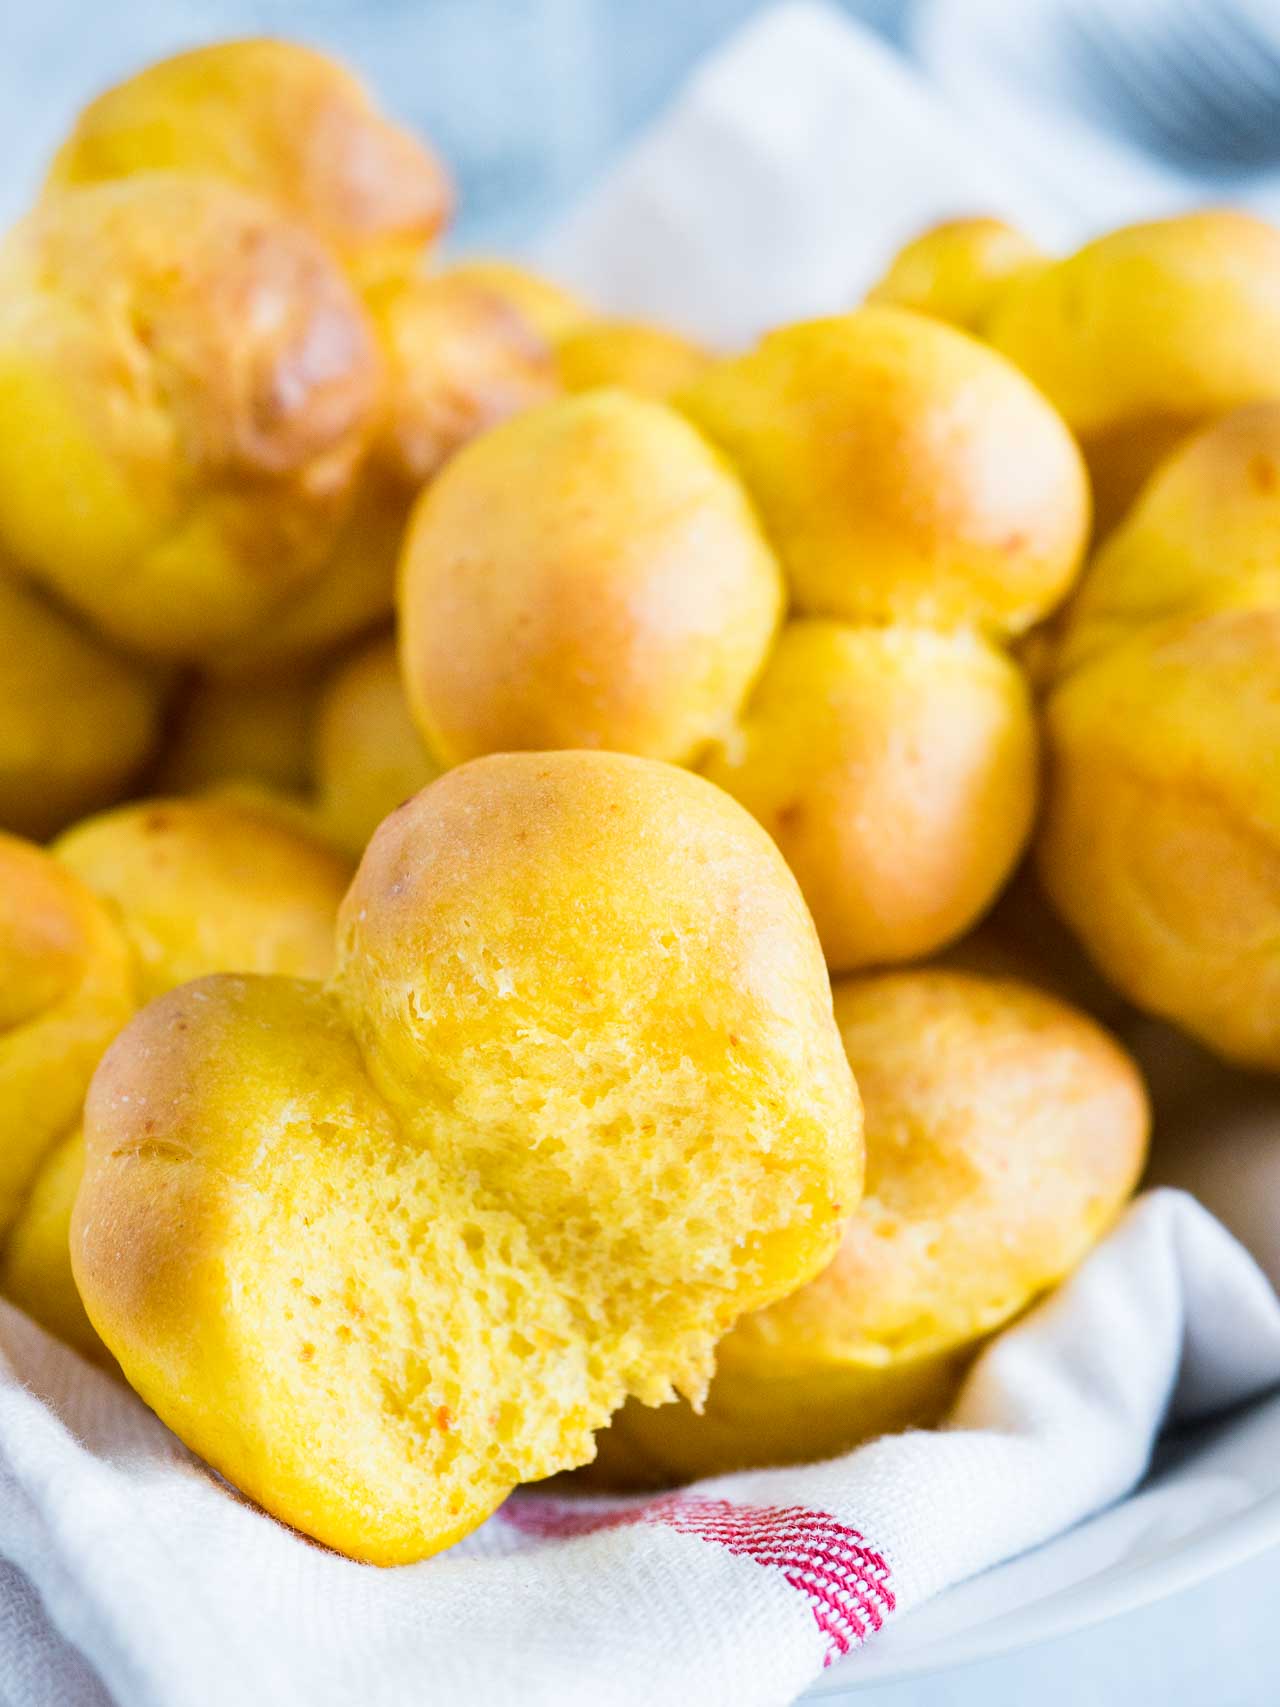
[1039,404,1280,1070]
[369,268,560,488]
[400,390,784,767]
[866,216,1044,333]
[158,673,320,799]
[46,39,451,287]
[0,175,382,664]
[312,633,440,857]
[400,310,1087,968]
[699,622,1037,968]
[590,968,1147,1483]
[987,211,1280,528]
[678,308,1087,635]
[0,574,166,838]
[1,798,349,1357]
[0,835,133,1238]
[55,795,349,1002]
[73,752,861,1562]
[556,319,712,398]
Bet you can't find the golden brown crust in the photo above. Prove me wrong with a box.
[442,261,587,343]
[988,211,1280,528]
[72,753,861,1562]
[865,216,1044,333]
[398,391,784,767]
[0,1129,105,1365]
[556,319,712,398]
[701,622,1038,970]
[677,307,1089,636]
[55,794,350,1001]
[1041,607,1280,1069]
[1038,402,1280,1069]
[0,834,134,1237]
[313,633,439,856]
[47,40,451,285]
[1,795,351,1363]
[397,313,1085,969]
[0,574,166,838]
[1055,402,1280,675]
[589,968,1147,1482]
[0,175,383,661]
[370,269,560,487]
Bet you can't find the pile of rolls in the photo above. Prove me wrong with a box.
[0,38,1274,1565]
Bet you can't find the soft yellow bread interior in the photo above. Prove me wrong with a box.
[589,967,1148,1484]
[73,752,862,1563]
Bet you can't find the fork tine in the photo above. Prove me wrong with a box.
[1217,0,1280,78]
[1161,8,1280,144]
[1174,1,1280,119]
[1066,8,1221,156]
[1065,0,1280,166]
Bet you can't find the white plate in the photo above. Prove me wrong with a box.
[804,1387,1280,1696]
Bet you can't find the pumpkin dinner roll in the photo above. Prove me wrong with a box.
[1,796,350,1362]
[1039,404,1280,1071]
[45,38,451,288]
[54,795,350,1003]
[1052,400,1280,677]
[203,469,409,679]
[312,632,441,857]
[678,307,1086,635]
[368,267,562,488]
[699,621,1037,969]
[400,390,786,768]
[865,216,1045,334]
[555,318,713,398]
[158,633,439,860]
[0,835,133,1242]
[400,309,1087,968]
[72,752,862,1564]
[157,672,321,800]
[443,259,588,344]
[0,174,382,665]
[0,573,166,838]
[410,263,709,407]
[590,968,1148,1485]
[985,211,1280,529]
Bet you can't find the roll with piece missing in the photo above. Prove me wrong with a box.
[70,752,862,1563]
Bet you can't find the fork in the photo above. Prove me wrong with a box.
[1063,0,1280,169]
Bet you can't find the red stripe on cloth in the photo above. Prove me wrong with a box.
[504,1493,894,1662]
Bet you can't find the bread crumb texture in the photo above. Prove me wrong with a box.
[71,752,861,1563]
